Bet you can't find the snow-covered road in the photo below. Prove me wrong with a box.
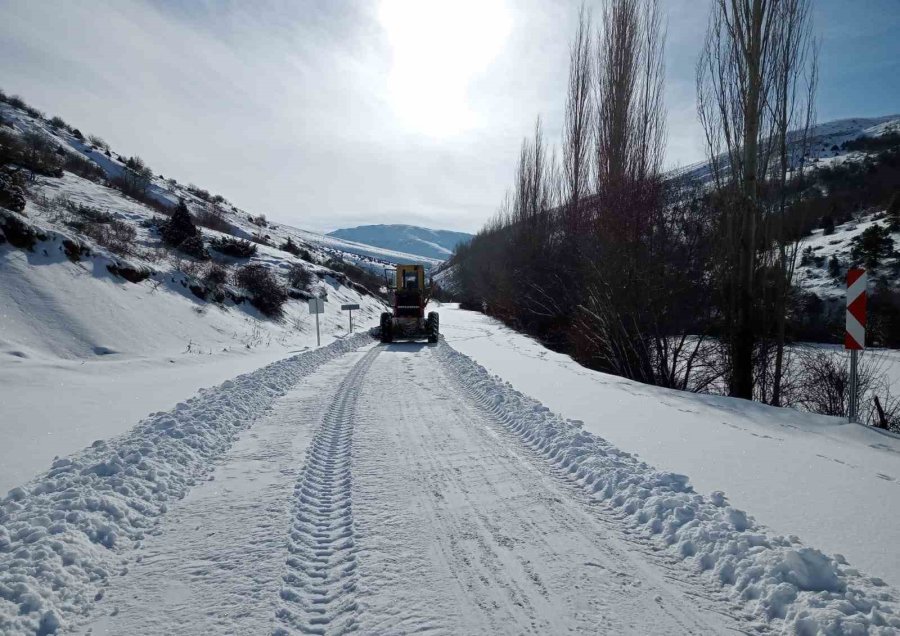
[86,342,732,634]
[4,331,898,634]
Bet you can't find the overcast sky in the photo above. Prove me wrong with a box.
[1,0,898,233]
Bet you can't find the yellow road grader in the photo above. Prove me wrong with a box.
[380,264,439,344]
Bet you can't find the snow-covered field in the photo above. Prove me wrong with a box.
[439,305,900,590]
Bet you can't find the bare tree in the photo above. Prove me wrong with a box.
[595,0,665,212]
[563,4,594,220]
[572,0,672,384]
[697,0,816,400]
[768,0,817,406]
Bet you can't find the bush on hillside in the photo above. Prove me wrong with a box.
[888,193,900,231]
[850,224,894,267]
[0,208,45,249]
[280,236,302,256]
[186,184,211,201]
[112,156,153,199]
[84,218,136,256]
[194,203,232,233]
[6,95,27,110]
[827,254,841,278]
[250,232,272,247]
[160,199,207,259]
[87,135,108,151]
[0,172,26,214]
[49,116,67,130]
[286,262,312,289]
[63,152,105,182]
[209,235,257,258]
[235,264,287,318]
[323,257,385,299]
[0,129,64,177]
[203,262,229,288]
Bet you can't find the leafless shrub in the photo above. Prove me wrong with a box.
[203,261,229,289]
[194,203,232,234]
[234,263,287,318]
[87,135,109,151]
[112,156,153,199]
[171,255,206,279]
[786,347,886,418]
[83,218,136,256]
[286,262,312,289]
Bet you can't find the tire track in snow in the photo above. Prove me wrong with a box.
[275,345,380,635]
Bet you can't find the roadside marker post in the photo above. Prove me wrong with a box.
[308,297,325,346]
[845,269,867,423]
[341,303,360,334]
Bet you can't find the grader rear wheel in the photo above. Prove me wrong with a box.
[426,311,439,344]
[380,312,393,343]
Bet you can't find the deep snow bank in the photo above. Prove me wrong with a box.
[436,340,900,634]
[0,332,373,635]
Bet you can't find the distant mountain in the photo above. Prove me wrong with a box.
[327,224,472,261]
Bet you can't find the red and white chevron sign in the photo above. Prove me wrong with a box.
[845,268,867,350]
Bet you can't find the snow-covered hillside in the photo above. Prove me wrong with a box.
[0,99,389,491]
[0,100,438,274]
[796,211,900,302]
[328,224,472,261]
[672,115,900,184]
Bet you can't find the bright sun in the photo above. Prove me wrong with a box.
[379,0,511,137]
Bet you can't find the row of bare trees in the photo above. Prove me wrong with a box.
[453,0,819,403]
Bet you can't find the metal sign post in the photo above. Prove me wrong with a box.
[308,297,325,346]
[341,303,360,334]
[845,269,867,423]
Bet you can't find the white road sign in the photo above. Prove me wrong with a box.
[308,298,325,314]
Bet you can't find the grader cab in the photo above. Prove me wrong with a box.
[380,264,439,343]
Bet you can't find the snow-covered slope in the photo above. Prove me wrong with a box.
[0,100,388,491]
[672,114,900,184]
[328,224,472,261]
[0,100,440,273]
[795,212,899,302]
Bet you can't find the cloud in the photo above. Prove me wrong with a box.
[1,0,897,234]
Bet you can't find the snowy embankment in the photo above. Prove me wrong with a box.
[0,331,374,635]
[0,171,385,492]
[435,339,900,633]
[439,305,900,591]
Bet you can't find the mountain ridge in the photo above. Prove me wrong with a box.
[328,224,472,261]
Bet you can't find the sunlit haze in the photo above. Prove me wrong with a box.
[0,0,897,233]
